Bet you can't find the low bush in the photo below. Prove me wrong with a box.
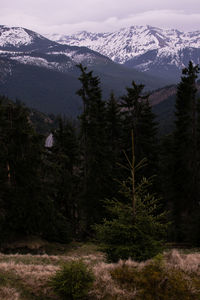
[110,259,200,300]
[49,260,94,300]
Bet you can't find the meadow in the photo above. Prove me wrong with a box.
[0,240,200,300]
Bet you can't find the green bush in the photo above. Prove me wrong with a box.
[49,260,94,300]
[110,261,200,299]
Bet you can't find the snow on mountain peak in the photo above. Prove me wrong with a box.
[0,25,110,74]
[0,25,33,47]
[47,25,200,68]
[0,24,199,84]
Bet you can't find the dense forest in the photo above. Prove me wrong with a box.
[0,61,200,261]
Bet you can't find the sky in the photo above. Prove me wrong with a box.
[1,0,200,34]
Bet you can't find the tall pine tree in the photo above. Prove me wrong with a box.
[105,92,123,194]
[77,64,110,229]
[0,99,67,241]
[172,61,200,241]
[49,117,79,235]
[120,81,158,182]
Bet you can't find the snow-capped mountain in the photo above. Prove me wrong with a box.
[0,25,111,72]
[0,25,167,116]
[48,25,200,80]
[0,25,58,52]
[0,26,34,48]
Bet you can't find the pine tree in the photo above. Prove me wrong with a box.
[49,117,79,235]
[95,132,168,262]
[106,92,122,155]
[105,92,122,194]
[77,64,110,228]
[0,97,9,236]
[0,100,65,241]
[0,101,43,235]
[120,81,158,182]
[172,61,200,241]
[137,98,158,180]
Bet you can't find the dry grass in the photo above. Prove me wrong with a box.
[89,249,200,299]
[0,262,59,295]
[90,262,136,299]
[164,249,200,273]
[0,243,105,300]
[0,287,19,300]
[0,245,200,299]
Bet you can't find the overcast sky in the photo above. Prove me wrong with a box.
[1,0,200,34]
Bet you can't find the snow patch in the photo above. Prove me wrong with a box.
[47,25,200,69]
[10,55,73,71]
[0,26,33,47]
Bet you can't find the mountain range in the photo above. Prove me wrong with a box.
[0,25,167,116]
[0,24,200,120]
[48,25,200,82]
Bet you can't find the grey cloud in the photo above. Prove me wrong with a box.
[52,11,200,33]
[0,0,200,34]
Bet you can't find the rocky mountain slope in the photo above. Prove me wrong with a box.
[48,25,200,81]
[0,25,110,71]
[0,25,167,115]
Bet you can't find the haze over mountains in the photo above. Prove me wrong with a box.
[48,25,200,82]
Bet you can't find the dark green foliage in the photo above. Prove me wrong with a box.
[171,62,200,241]
[49,117,80,235]
[95,175,168,262]
[138,99,158,178]
[105,92,123,194]
[0,98,71,243]
[50,260,94,300]
[120,81,147,161]
[29,109,57,135]
[173,62,199,203]
[77,64,111,227]
[159,134,174,212]
[0,100,46,236]
[120,81,158,182]
[3,62,200,251]
[40,209,72,244]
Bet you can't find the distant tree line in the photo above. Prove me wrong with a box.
[0,61,199,248]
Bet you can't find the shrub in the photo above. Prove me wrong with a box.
[49,260,94,300]
[110,260,200,300]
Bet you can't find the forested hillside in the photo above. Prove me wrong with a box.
[1,61,200,253]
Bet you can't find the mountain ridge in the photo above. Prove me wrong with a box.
[47,25,200,81]
[0,25,167,116]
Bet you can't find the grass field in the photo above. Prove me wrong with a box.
[0,240,200,299]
